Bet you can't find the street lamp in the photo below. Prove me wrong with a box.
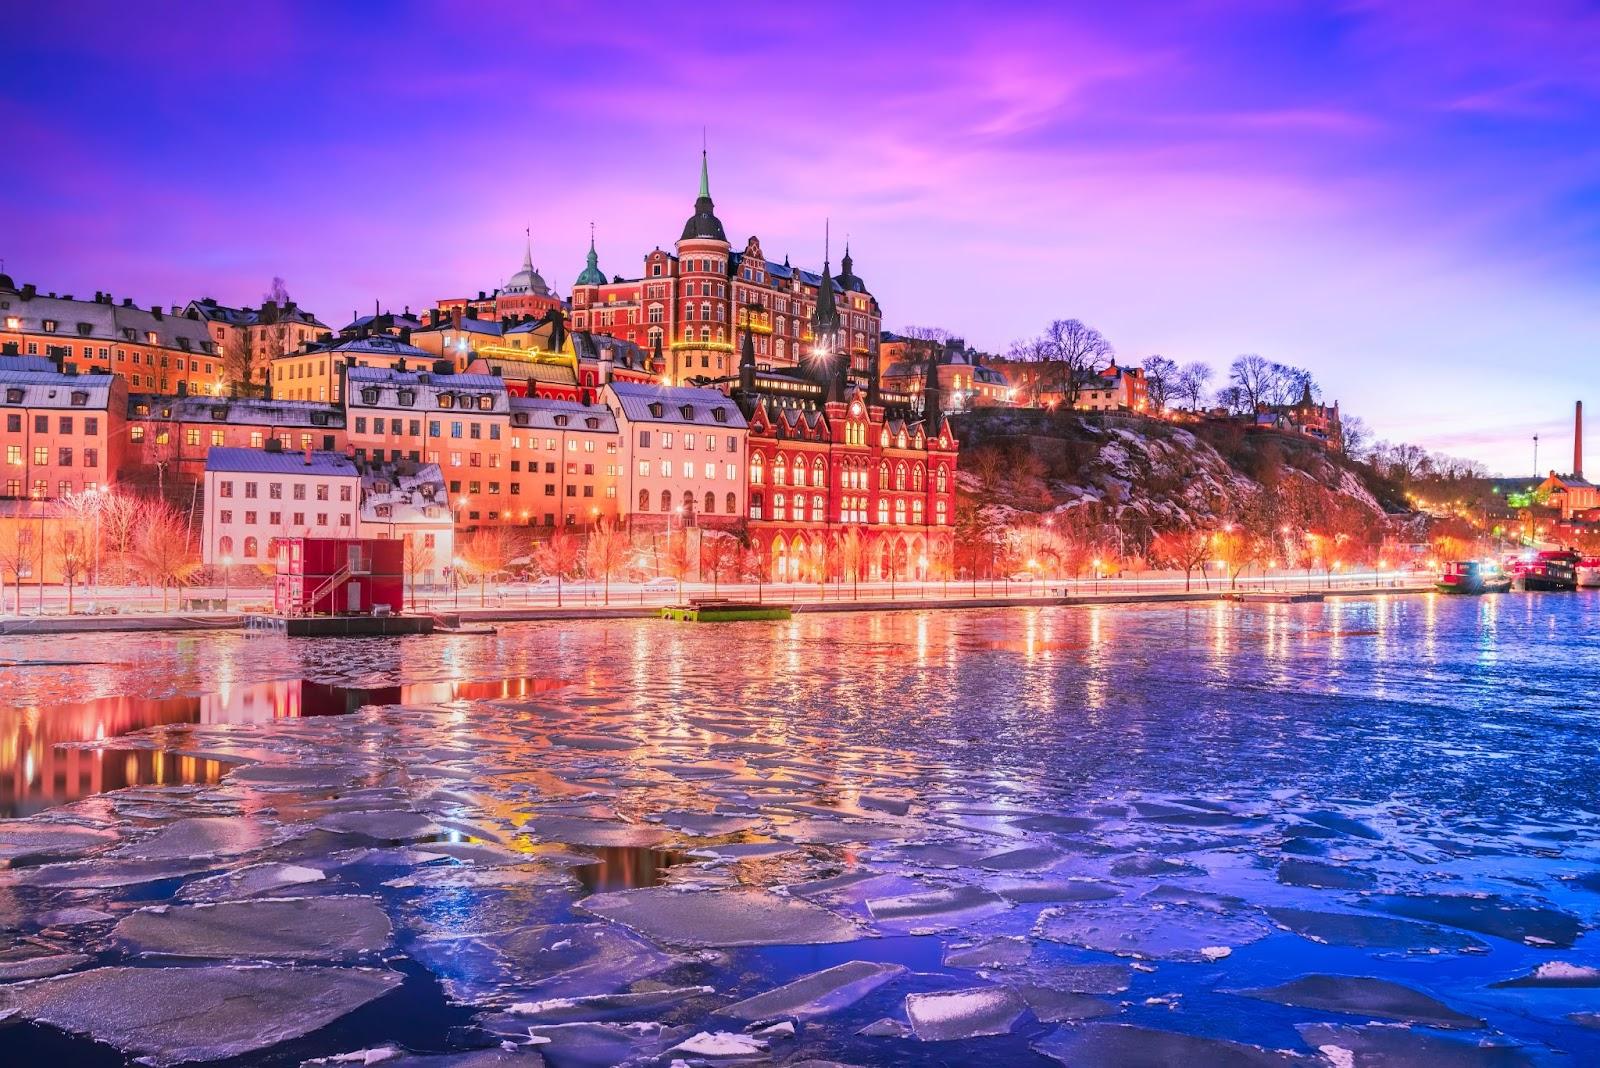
[1092,556,1101,595]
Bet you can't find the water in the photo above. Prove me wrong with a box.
[0,594,1596,1064]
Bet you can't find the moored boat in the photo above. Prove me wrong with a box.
[1518,551,1579,592]
[1435,560,1512,595]
[1579,557,1600,588]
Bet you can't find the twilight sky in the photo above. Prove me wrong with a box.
[5,1,1598,474]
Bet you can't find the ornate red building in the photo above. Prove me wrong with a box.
[569,153,882,389]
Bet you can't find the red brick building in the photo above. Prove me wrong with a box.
[569,153,882,389]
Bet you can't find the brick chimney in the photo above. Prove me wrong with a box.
[304,445,313,466]
[1577,400,1584,480]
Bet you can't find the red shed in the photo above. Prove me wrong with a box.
[273,537,404,617]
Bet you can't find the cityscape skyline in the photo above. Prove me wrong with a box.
[6,2,1597,475]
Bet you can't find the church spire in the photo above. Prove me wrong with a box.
[523,226,533,270]
[679,142,727,243]
[699,143,710,199]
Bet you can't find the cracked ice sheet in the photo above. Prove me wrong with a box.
[111,896,392,961]
[721,960,906,1021]
[576,887,859,947]
[904,985,1027,1041]
[1034,901,1269,961]
[1235,974,1485,1029]
[0,965,402,1066]
[407,921,674,1004]
[1034,1023,1316,1066]
[865,885,1009,930]
[1297,1022,1537,1067]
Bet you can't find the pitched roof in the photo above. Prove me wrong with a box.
[0,369,117,408]
[606,380,747,428]
[509,395,618,432]
[204,446,358,477]
[126,393,344,429]
[1,292,216,353]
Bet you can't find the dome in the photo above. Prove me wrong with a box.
[574,236,606,288]
[505,235,552,297]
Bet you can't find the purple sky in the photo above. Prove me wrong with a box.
[6,1,1598,474]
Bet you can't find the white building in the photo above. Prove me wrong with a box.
[604,380,747,528]
[358,463,454,589]
[201,446,360,565]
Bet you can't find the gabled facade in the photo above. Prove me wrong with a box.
[606,379,747,529]
[0,368,126,500]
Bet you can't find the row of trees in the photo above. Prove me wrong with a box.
[0,491,196,613]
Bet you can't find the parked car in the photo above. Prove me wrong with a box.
[1008,572,1037,582]
[642,577,680,592]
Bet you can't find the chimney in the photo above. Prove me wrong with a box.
[1577,400,1585,480]
[304,445,313,466]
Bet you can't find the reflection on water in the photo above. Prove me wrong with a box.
[0,675,564,817]
[572,846,686,892]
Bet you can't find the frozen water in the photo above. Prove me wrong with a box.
[577,887,859,947]
[112,815,269,859]
[1237,974,1485,1029]
[177,861,327,901]
[111,896,392,961]
[1492,961,1600,987]
[1034,1022,1315,1065]
[865,884,1008,928]
[903,985,1026,1041]
[1265,906,1489,953]
[1277,859,1376,890]
[517,1021,682,1068]
[503,985,714,1023]
[1298,1022,1535,1066]
[1363,893,1583,948]
[315,809,443,841]
[1034,900,1270,961]
[1015,985,1118,1022]
[0,964,402,1065]
[0,953,90,980]
[0,821,117,863]
[721,960,906,1021]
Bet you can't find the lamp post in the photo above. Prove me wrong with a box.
[221,554,232,611]
[1092,557,1101,595]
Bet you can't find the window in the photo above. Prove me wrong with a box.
[638,488,650,511]
[774,493,786,521]
[33,447,47,466]
[243,536,258,558]
[750,492,763,519]
[57,447,72,467]
[84,448,97,468]
[749,455,763,484]
[703,491,715,514]
[726,492,736,514]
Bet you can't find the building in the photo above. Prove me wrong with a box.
[273,334,436,403]
[606,379,747,530]
[495,236,563,321]
[0,275,222,396]
[0,366,126,500]
[1075,360,1148,412]
[506,395,621,528]
[735,330,958,581]
[122,394,346,489]
[186,297,327,393]
[272,536,403,616]
[1253,382,1342,449]
[879,335,1014,411]
[410,312,504,365]
[569,154,882,388]
[357,463,453,591]
[336,310,425,340]
[201,446,360,566]
[471,312,660,403]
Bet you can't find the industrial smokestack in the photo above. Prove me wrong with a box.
[1577,400,1585,480]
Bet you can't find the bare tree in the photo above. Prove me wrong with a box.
[402,534,435,609]
[50,512,90,614]
[97,490,142,582]
[1044,319,1113,407]
[132,499,197,611]
[222,329,257,397]
[1340,414,1372,460]
[532,528,581,607]
[899,325,953,342]
[1005,336,1054,405]
[1149,528,1213,591]
[1216,384,1251,414]
[1141,355,1177,412]
[1175,362,1214,410]
[0,523,35,614]
[584,518,627,604]
[699,532,742,594]
[460,526,520,606]
[1228,354,1279,411]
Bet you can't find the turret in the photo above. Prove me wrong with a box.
[738,327,756,394]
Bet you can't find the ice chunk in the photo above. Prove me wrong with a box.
[303,1048,545,1066]
[1023,963,1132,995]
[1236,974,1484,1029]
[857,1017,910,1038]
[577,887,858,947]
[669,1030,768,1058]
[904,985,1026,1041]
[314,810,443,842]
[1363,893,1582,948]
[112,896,391,961]
[505,985,713,1023]
[943,936,1031,969]
[1034,1023,1313,1065]
[865,885,1008,929]
[652,810,761,836]
[977,846,1064,872]
[0,964,402,1066]
[1491,961,1600,988]
[1297,1022,1534,1067]
[1265,907,1488,953]
[0,821,118,863]
[1109,854,1202,878]
[991,878,1119,904]
[518,1021,682,1068]
[11,855,222,888]
[524,816,673,849]
[413,922,673,1004]
[1008,814,1099,835]
[1034,902,1269,962]
[177,862,326,901]
[111,816,267,860]
[0,953,91,981]
[1015,985,1117,1022]
[1301,810,1382,840]
[721,960,905,1021]
[1276,860,1375,890]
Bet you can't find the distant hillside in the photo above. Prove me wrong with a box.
[949,409,1412,561]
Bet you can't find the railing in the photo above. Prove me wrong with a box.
[300,564,352,615]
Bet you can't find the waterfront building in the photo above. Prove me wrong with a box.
[0,276,221,397]
[273,334,435,404]
[357,463,454,589]
[606,379,747,530]
[0,366,126,501]
[569,154,881,388]
[506,395,621,529]
[200,446,360,565]
[186,297,327,394]
[121,394,346,490]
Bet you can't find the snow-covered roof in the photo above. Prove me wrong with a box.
[606,381,746,429]
[509,395,618,433]
[0,369,117,409]
[126,393,344,429]
[0,292,216,353]
[345,365,510,413]
[204,446,358,477]
[360,463,451,525]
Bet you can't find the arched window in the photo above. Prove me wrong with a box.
[773,456,787,486]
[812,494,824,520]
[638,488,650,511]
[685,304,696,321]
[894,498,907,525]
[243,536,258,559]
[704,491,715,514]
[683,324,694,340]
[878,460,889,486]
[895,462,907,490]
[912,499,924,523]
[876,498,889,525]
[660,489,672,512]
[750,491,764,519]
[936,466,947,492]
[913,464,924,491]
[700,302,711,321]
[774,493,787,521]
[726,491,736,514]
[218,535,234,558]
[700,326,711,342]
[936,499,947,523]
[749,455,764,484]
[812,457,826,487]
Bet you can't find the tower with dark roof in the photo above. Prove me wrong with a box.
[679,150,727,243]
[574,225,606,288]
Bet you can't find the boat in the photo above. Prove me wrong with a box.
[1579,557,1600,588]
[1435,560,1512,595]
[661,599,792,622]
[1518,551,1579,592]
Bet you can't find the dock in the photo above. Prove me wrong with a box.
[245,614,436,636]
[661,600,793,622]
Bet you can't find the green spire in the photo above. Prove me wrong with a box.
[699,149,710,199]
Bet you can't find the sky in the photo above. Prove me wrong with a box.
[4,1,1598,475]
